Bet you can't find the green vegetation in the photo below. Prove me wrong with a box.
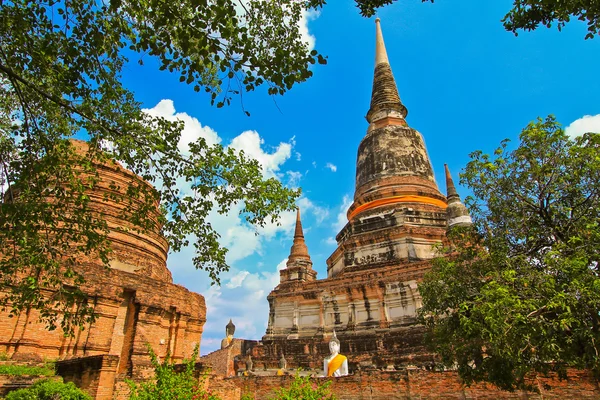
[419,116,600,390]
[352,0,600,39]
[4,378,91,400]
[3,0,596,341]
[0,363,55,377]
[1,0,312,334]
[128,345,219,400]
[269,372,335,400]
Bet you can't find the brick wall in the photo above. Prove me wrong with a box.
[208,369,599,399]
[0,374,62,397]
[56,354,119,400]
[200,339,259,377]
[0,263,205,373]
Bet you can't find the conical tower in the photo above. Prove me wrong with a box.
[326,19,448,278]
[444,164,472,228]
[280,208,316,283]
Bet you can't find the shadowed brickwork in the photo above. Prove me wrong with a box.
[212,369,600,400]
[0,140,206,398]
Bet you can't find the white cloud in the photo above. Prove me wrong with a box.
[333,194,353,232]
[229,130,293,179]
[565,114,600,138]
[299,8,319,50]
[225,270,250,289]
[143,99,221,149]
[298,197,329,223]
[200,258,288,354]
[325,162,337,172]
[256,207,297,241]
[204,199,261,264]
[324,236,337,246]
[286,171,303,187]
[276,258,288,272]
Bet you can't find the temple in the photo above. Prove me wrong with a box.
[244,18,471,372]
[0,140,206,398]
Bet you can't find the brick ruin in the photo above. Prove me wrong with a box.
[0,140,206,398]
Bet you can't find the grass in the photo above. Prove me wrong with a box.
[0,363,56,376]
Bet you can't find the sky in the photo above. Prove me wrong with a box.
[118,0,600,355]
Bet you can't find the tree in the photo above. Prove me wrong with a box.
[268,372,335,400]
[5,378,92,400]
[0,0,326,333]
[419,116,600,391]
[353,0,600,39]
[128,344,219,400]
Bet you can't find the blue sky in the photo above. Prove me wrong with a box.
[120,1,600,354]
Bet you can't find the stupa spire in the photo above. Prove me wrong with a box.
[444,164,459,202]
[280,207,316,283]
[366,18,407,123]
[287,208,311,266]
[374,18,389,65]
[444,164,472,228]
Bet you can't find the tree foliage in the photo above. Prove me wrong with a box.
[269,372,335,400]
[0,0,324,333]
[128,344,219,400]
[419,116,600,390]
[4,378,92,400]
[354,0,600,39]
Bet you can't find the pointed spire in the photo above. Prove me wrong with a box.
[286,208,311,267]
[444,164,472,228]
[444,164,459,202]
[294,207,304,239]
[374,18,389,65]
[366,19,407,123]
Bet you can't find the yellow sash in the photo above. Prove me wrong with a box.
[327,354,347,376]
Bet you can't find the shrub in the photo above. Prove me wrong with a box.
[270,372,335,400]
[128,344,219,400]
[4,378,91,400]
[0,363,55,376]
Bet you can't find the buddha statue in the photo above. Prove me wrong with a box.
[220,319,236,349]
[277,353,287,376]
[323,331,348,377]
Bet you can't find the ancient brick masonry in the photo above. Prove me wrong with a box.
[0,140,206,396]
[219,369,600,400]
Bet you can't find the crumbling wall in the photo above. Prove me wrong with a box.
[210,369,600,400]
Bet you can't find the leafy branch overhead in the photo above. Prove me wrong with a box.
[0,0,319,333]
[353,0,600,39]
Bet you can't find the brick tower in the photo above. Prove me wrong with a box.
[279,208,317,284]
[327,18,448,279]
[245,19,471,372]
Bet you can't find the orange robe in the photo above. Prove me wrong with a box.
[327,354,347,376]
